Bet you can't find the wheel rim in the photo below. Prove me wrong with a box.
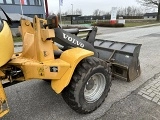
[84,73,106,103]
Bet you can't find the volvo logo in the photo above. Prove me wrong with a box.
[63,33,84,48]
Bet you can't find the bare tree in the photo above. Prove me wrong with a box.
[92,6,144,17]
[64,12,68,16]
[48,11,57,16]
[117,6,145,16]
[63,9,82,15]
[137,0,160,21]
[126,6,132,15]
[75,9,82,15]
[99,10,107,15]
[93,9,109,16]
[93,9,100,16]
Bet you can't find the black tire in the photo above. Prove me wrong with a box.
[43,79,51,83]
[62,56,111,114]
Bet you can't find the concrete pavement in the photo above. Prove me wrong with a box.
[138,75,160,105]
[98,73,160,120]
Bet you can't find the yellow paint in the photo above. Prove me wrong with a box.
[51,48,94,93]
[41,29,55,41]
[52,43,60,50]
[9,48,93,93]
[8,16,94,94]
[19,17,55,62]
[0,70,5,77]
[21,33,36,59]
[0,21,14,67]
[9,58,70,80]
[37,67,45,76]
[0,81,9,118]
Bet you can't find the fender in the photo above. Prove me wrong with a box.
[51,47,94,94]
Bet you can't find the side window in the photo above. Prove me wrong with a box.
[0,17,4,32]
[6,0,13,4]
[29,0,35,5]
[14,0,20,4]
[0,0,4,4]
[35,0,41,6]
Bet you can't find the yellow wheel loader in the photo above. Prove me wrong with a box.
[0,8,141,117]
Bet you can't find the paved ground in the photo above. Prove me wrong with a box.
[138,75,160,105]
[2,25,160,120]
[98,73,160,120]
[98,91,160,120]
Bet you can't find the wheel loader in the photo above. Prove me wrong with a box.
[0,8,141,117]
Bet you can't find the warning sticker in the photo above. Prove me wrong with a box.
[38,67,45,76]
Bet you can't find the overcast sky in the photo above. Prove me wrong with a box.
[47,0,141,15]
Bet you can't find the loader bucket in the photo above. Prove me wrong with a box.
[94,39,142,82]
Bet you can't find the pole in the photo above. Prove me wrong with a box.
[59,0,62,25]
[20,0,23,16]
[71,4,73,24]
[71,4,73,15]
[44,0,49,18]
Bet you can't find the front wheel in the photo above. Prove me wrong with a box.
[62,57,111,114]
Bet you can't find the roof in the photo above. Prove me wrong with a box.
[144,12,157,16]
[65,15,81,17]
[0,11,33,22]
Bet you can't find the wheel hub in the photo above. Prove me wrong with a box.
[84,73,106,103]
[86,78,95,90]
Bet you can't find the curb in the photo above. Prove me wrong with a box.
[135,23,160,28]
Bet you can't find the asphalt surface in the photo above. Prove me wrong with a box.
[98,73,160,120]
[2,25,160,120]
[98,90,160,120]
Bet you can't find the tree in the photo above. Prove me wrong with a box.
[137,0,160,21]
[63,9,82,15]
[93,9,100,16]
[117,6,145,16]
[93,9,109,16]
[75,9,82,15]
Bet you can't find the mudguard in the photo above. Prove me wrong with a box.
[51,47,94,93]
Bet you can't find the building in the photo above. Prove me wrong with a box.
[144,12,157,20]
[0,0,45,18]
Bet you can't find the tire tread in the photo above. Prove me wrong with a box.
[62,57,111,114]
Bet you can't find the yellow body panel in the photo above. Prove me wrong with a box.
[0,81,9,118]
[0,21,14,67]
[0,70,5,77]
[41,29,55,41]
[51,48,94,93]
[9,57,70,80]
[9,48,93,83]
[8,16,94,94]
[0,15,95,118]
[19,18,55,62]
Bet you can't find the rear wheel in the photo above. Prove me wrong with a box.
[43,79,51,83]
[62,57,111,114]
